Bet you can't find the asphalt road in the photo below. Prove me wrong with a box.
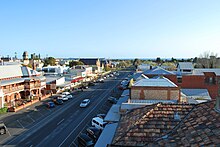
[2,71,130,147]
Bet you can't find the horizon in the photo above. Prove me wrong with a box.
[0,0,220,58]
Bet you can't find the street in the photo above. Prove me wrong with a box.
[1,71,130,147]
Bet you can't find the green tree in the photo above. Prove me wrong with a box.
[69,60,84,67]
[43,57,56,67]
[133,58,141,68]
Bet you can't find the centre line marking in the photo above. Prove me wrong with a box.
[57,119,65,126]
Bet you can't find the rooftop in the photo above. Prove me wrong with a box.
[143,66,175,75]
[133,77,177,87]
[177,62,194,70]
[111,101,220,146]
[112,103,193,146]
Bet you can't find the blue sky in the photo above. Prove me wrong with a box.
[0,0,220,59]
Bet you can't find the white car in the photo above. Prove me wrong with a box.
[80,99,90,108]
[58,95,68,101]
[62,92,70,95]
[66,95,73,99]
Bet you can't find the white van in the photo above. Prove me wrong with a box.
[91,117,107,130]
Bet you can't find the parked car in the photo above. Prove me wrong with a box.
[108,97,118,104]
[53,98,63,105]
[96,114,106,119]
[97,78,104,83]
[58,95,68,101]
[66,94,73,99]
[110,74,114,77]
[88,82,95,86]
[86,127,101,142]
[91,117,107,130]
[106,75,110,78]
[78,133,94,147]
[62,91,70,95]
[80,99,90,108]
[0,121,6,135]
[46,101,55,108]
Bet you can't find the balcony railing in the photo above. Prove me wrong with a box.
[3,86,25,94]
[25,84,41,89]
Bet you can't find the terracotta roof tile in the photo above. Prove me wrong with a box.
[110,101,220,147]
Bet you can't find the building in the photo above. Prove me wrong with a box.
[130,77,180,102]
[79,58,102,73]
[143,64,220,100]
[143,66,177,84]
[177,62,194,75]
[110,100,220,146]
[0,64,46,109]
[42,66,66,75]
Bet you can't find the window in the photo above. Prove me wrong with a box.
[177,77,182,84]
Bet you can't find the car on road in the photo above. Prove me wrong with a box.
[66,94,73,99]
[80,99,90,108]
[78,133,94,147]
[0,121,6,135]
[53,98,63,105]
[86,127,101,142]
[108,97,118,104]
[46,101,55,108]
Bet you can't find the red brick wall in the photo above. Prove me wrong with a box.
[179,75,219,99]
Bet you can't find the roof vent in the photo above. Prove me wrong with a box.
[174,112,181,121]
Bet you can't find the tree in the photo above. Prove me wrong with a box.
[156,57,163,65]
[133,58,141,68]
[196,51,218,68]
[43,57,56,67]
[69,60,84,67]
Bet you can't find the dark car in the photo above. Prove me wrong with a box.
[53,98,63,105]
[78,133,94,147]
[88,82,95,86]
[0,121,6,135]
[46,102,55,108]
[108,97,118,104]
[86,127,101,142]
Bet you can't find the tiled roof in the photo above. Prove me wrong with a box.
[133,77,177,87]
[143,66,175,75]
[111,101,220,146]
[156,101,220,146]
[177,62,194,70]
[112,103,193,146]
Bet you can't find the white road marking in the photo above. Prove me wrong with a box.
[17,120,24,129]
[27,115,35,122]
[59,84,117,147]
[57,119,65,126]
